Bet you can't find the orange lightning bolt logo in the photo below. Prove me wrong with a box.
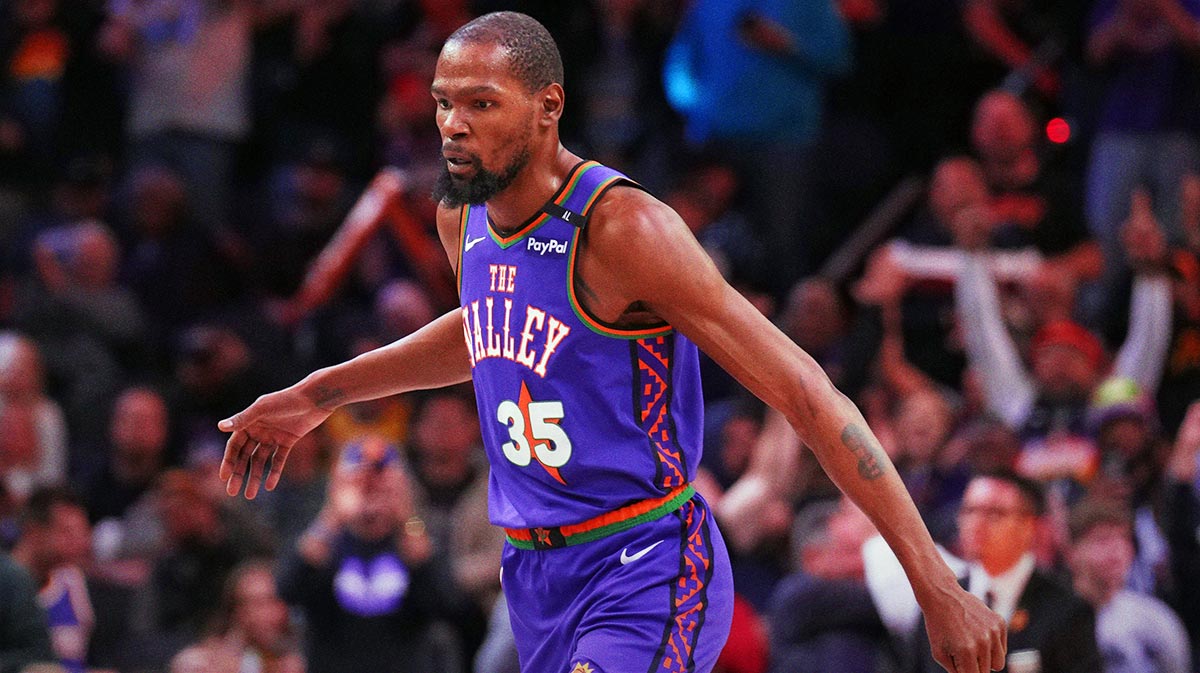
[517,381,568,485]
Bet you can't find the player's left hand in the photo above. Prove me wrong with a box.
[923,584,1007,673]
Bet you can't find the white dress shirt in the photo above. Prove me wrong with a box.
[967,553,1036,622]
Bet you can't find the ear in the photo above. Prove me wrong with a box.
[539,83,564,127]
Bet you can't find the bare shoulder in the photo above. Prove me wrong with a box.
[580,183,724,312]
[584,185,696,272]
[435,200,464,237]
[587,184,684,242]
[434,200,465,267]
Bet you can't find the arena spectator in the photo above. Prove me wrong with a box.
[99,0,256,235]
[119,165,244,339]
[406,389,501,623]
[82,386,171,527]
[768,498,894,673]
[169,560,304,673]
[0,549,55,673]
[1159,173,1200,430]
[969,90,1097,276]
[1066,497,1191,673]
[912,471,1102,673]
[127,469,275,670]
[1161,402,1200,666]
[11,220,147,439]
[278,438,474,673]
[665,0,851,290]
[256,432,331,554]
[889,388,968,545]
[0,0,74,182]
[10,487,93,673]
[0,331,67,502]
[1084,0,1200,328]
[321,328,416,449]
[954,194,1173,486]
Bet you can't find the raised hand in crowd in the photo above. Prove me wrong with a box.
[297,440,431,568]
[1122,188,1170,272]
[854,246,910,309]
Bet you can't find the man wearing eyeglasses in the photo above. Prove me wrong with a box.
[915,470,1102,673]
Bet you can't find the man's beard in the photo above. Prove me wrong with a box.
[433,147,531,207]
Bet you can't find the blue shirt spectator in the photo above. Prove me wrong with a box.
[665,0,851,146]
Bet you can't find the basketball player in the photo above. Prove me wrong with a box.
[217,12,1005,673]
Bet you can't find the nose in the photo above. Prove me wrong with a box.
[440,108,469,140]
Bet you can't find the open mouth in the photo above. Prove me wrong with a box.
[444,154,477,176]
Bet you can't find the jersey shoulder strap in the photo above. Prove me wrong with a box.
[543,161,642,229]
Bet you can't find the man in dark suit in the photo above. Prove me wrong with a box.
[914,470,1101,673]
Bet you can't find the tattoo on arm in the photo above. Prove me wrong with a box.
[309,385,346,410]
[842,424,886,480]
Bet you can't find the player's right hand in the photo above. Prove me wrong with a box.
[924,584,1007,673]
[217,386,334,500]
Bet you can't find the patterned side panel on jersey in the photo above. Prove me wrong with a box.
[633,335,687,490]
[648,500,714,673]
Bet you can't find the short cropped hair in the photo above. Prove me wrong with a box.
[1068,498,1132,543]
[447,11,564,91]
[972,468,1046,516]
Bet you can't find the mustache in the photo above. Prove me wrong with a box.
[442,145,481,163]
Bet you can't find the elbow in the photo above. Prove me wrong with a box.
[776,358,850,434]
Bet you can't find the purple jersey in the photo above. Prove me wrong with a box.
[457,161,704,529]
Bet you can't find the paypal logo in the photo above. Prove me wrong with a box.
[528,237,568,255]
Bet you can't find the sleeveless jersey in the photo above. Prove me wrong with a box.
[457,161,704,529]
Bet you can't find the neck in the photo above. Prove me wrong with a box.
[1074,575,1118,608]
[485,144,578,233]
[981,553,1024,578]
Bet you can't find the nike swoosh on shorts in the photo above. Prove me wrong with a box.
[619,539,665,565]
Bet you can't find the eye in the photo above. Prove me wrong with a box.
[436,98,451,110]
[474,100,494,110]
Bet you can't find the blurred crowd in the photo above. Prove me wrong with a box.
[0,0,1199,672]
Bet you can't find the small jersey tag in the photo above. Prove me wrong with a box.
[542,201,587,228]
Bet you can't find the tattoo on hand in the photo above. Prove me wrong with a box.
[311,385,346,410]
[842,424,886,480]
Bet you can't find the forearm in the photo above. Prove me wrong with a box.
[955,254,1035,426]
[1112,273,1173,392]
[1155,0,1200,50]
[964,0,1033,68]
[785,367,958,603]
[298,308,471,408]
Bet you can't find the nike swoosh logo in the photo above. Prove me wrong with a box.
[464,235,487,252]
[619,540,664,565]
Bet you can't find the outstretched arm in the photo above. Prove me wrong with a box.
[218,202,472,499]
[955,254,1036,428]
[583,188,1006,673]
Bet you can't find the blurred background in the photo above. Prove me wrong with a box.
[0,0,1198,672]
